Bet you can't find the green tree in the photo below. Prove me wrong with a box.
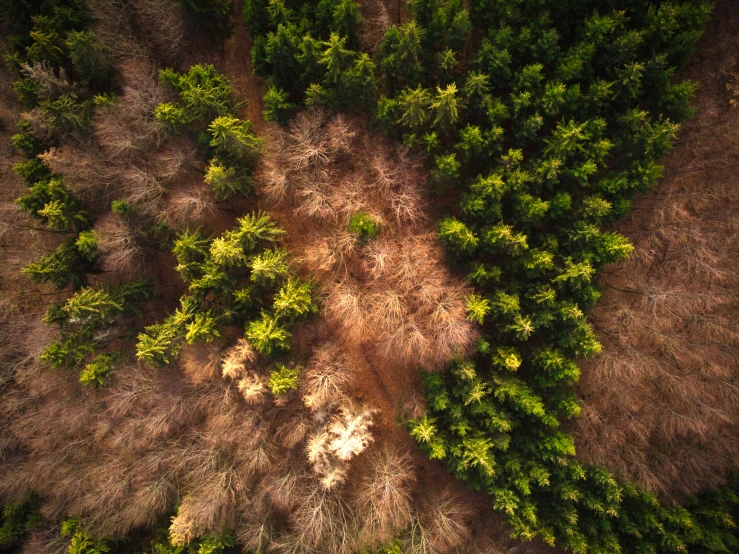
[263,85,296,124]
[204,159,252,199]
[246,311,291,356]
[209,116,264,167]
[65,30,110,87]
[273,278,315,321]
[268,363,300,395]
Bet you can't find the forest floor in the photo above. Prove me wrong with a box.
[573,0,739,499]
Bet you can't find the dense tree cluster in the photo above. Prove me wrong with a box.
[42,280,154,386]
[136,212,315,366]
[156,64,263,200]
[243,0,738,552]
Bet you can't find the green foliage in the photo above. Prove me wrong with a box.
[79,352,120,387]
[347,212,377,241]
[155,102,193,128]
[246,311,291,356]
[268,363,300,395]
[263,85,296,124]
[204,159,252,199]
[22,238,95,289]
[61,518,109,554]
[41,280,153,380]
[0,497,40,551]
[65,30,110,87]
[208,116,264,167]
[160,64,233,120]
[438,217,478,255]
[273,278,316,321]
[240,0,731,551]
[139,214,309,366]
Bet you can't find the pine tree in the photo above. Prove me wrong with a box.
[249,249,290,285]
[234,211,286,251]
[262,86,296,124]
[209,116,264,167]
[245,311,291,356]
[79,352,119,388]
[65,30,110,87]
[268,363,300,396]
[273,278,315,321]
[204,159,252,199]
[438,217,478,255]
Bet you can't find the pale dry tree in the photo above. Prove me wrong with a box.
[89,0,149,63]
[301,343,351,412]
[94,213,148,275]
[306,431,348,490]
[367,288,406,334]
[325,114,357,157]
[295,185,336,221]
[236,373,269,405]
[305,402,376,490]
[408,488,472,554]
[39,145,118,200]
[355,442,416,545]
[326,404,376,462]
[128,0,185,62]
[378,318,430,366]
[177,450,244,537]
[22,62,80,100]
[169,496,200,546]
[237,511,275,553]
[264,458,308,511]
[387,182,426,225]
[123,165,166,215]
[93,60,165,161]
[19,109,54,142]
[179,342,222,384]
[285,483,356,553]
[161,186,217,228]
[324,281,368,342]
[151,141,200,184]
[277,411,313,449]
[285,110,330,170]
[260,160,294,204]
[221,339,258,381]
[331,177,370,219]
[357,0,392,51]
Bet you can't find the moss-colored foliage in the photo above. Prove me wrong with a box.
[22,238,96,289]
[263,85,296,123]
[0,497,40,552]
[61,518,110,554]
[156,65,261,201]
[160,64,234,120]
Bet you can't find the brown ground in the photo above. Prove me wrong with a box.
[573,0,739,500]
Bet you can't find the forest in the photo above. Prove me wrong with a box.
[0,0,737,553]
